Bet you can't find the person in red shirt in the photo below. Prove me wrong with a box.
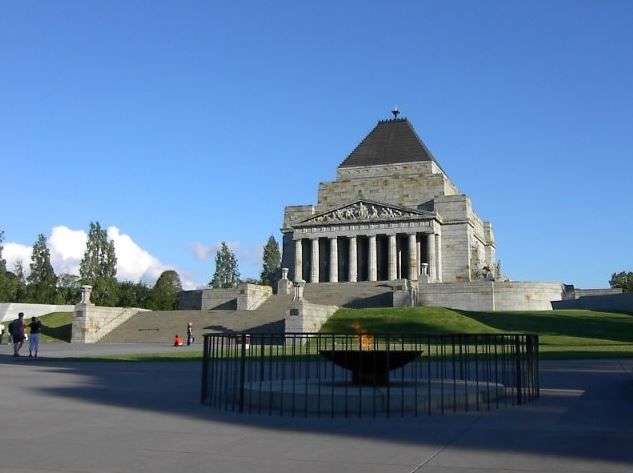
[11,312,26,357]
[174,335,183,347]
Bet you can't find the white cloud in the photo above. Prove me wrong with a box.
[189,240,241,261]
[49,226,87,275]
[107,226,168,283]
[3,242,32,272]
[3,225,185,286]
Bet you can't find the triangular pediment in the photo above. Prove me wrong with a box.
[296,200,435,226]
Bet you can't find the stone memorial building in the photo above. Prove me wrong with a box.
[281,114,496,284]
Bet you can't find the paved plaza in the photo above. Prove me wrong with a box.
[1,344,632,473]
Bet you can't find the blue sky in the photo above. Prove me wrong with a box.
[1,0,632,289]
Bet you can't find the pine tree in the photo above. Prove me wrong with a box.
[0,229,13,302]
[13,259,27,302]
[27,234,58,303]
[260,235,281,286]
[147,270,182,310]
[79,221,118,306]
[210,242,240,288]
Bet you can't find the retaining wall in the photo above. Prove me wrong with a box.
[72,304,148,343]
[0,303,75,322]
[552,292,633,313]
[413,281,564,311]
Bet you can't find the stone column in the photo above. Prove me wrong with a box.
[388,234,397,280]
[80,285,93,305]
[329,237,338,283]
[417,240,421,276]
[436,233,443,282]
[348,236,357,282]
[310,238,320,283]
[368,235,377,281]
[427,233,436,282]
[408,233,418,281]
[294,239,303,282]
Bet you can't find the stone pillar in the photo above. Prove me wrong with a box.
[80,285,93,305]
[427,233,436,282]
[348,236,357,282]
[416,240,421,276]
[294,239,303,282]
[310,238,320,283]
[329,237,338,283]
[277,268,292,295]
[388,234,397,281]
[292,280,305,301]
[436,233,443,282]
[408,233,418,281]
[368,235,377,281]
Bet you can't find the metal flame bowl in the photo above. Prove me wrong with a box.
[319,349,422,386]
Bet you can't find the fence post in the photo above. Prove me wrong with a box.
[239,335,246,413]
[201,335,210,405]
[514,335,522,405]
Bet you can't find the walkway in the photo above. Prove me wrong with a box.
[1,344,631,473]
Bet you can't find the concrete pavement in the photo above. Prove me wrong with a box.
[0,344,632,473]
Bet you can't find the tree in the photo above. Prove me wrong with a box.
[27,234,58,303]
[13,259,27,302]
[117,280,152,308]
[147,270,182,310]
[56,273,81,304]
[609,271,633,293]
[79,221,118,306]
[210,242,240,288]
[260,235,281,286]
[0,229,15,302]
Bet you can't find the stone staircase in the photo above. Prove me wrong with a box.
[98,282,395,343]
[303,281,394,308]
[99,293,292,344]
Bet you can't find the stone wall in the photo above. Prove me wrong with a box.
[179,290,203,310]
[179,284,273,311]
[201,288,240,310]
[0,303,75,323]
[237,284,272,311]
[72,304,148,343]
[285,300,339,334]
[403,281,564,311]
[317,165,455,212]
[552,292,633,312]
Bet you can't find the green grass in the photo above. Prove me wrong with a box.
[38,312,73,343]
[45,351,204,362]
[320,307,633,359]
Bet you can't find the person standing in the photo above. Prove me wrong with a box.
[0,322,5,345]
[28,317,42,358]
[11,312,26,357]
[186,321,194,346]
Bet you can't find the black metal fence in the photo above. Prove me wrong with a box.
[201,333,539,417]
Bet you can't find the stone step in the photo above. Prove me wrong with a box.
[97,282,395,343]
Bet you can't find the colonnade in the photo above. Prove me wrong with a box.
[293,232,441,283]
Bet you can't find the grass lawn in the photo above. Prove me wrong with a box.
[320,307,633,359]
[31,307,633,361]
[38,312,74,343]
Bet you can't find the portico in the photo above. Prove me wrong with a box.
[291,200,442,283]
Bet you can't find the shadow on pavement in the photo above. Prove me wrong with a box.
[2,353,632,466]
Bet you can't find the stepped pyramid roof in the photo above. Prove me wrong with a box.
[339,117,443,171]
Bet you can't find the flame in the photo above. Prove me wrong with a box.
[351,321,374,350]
